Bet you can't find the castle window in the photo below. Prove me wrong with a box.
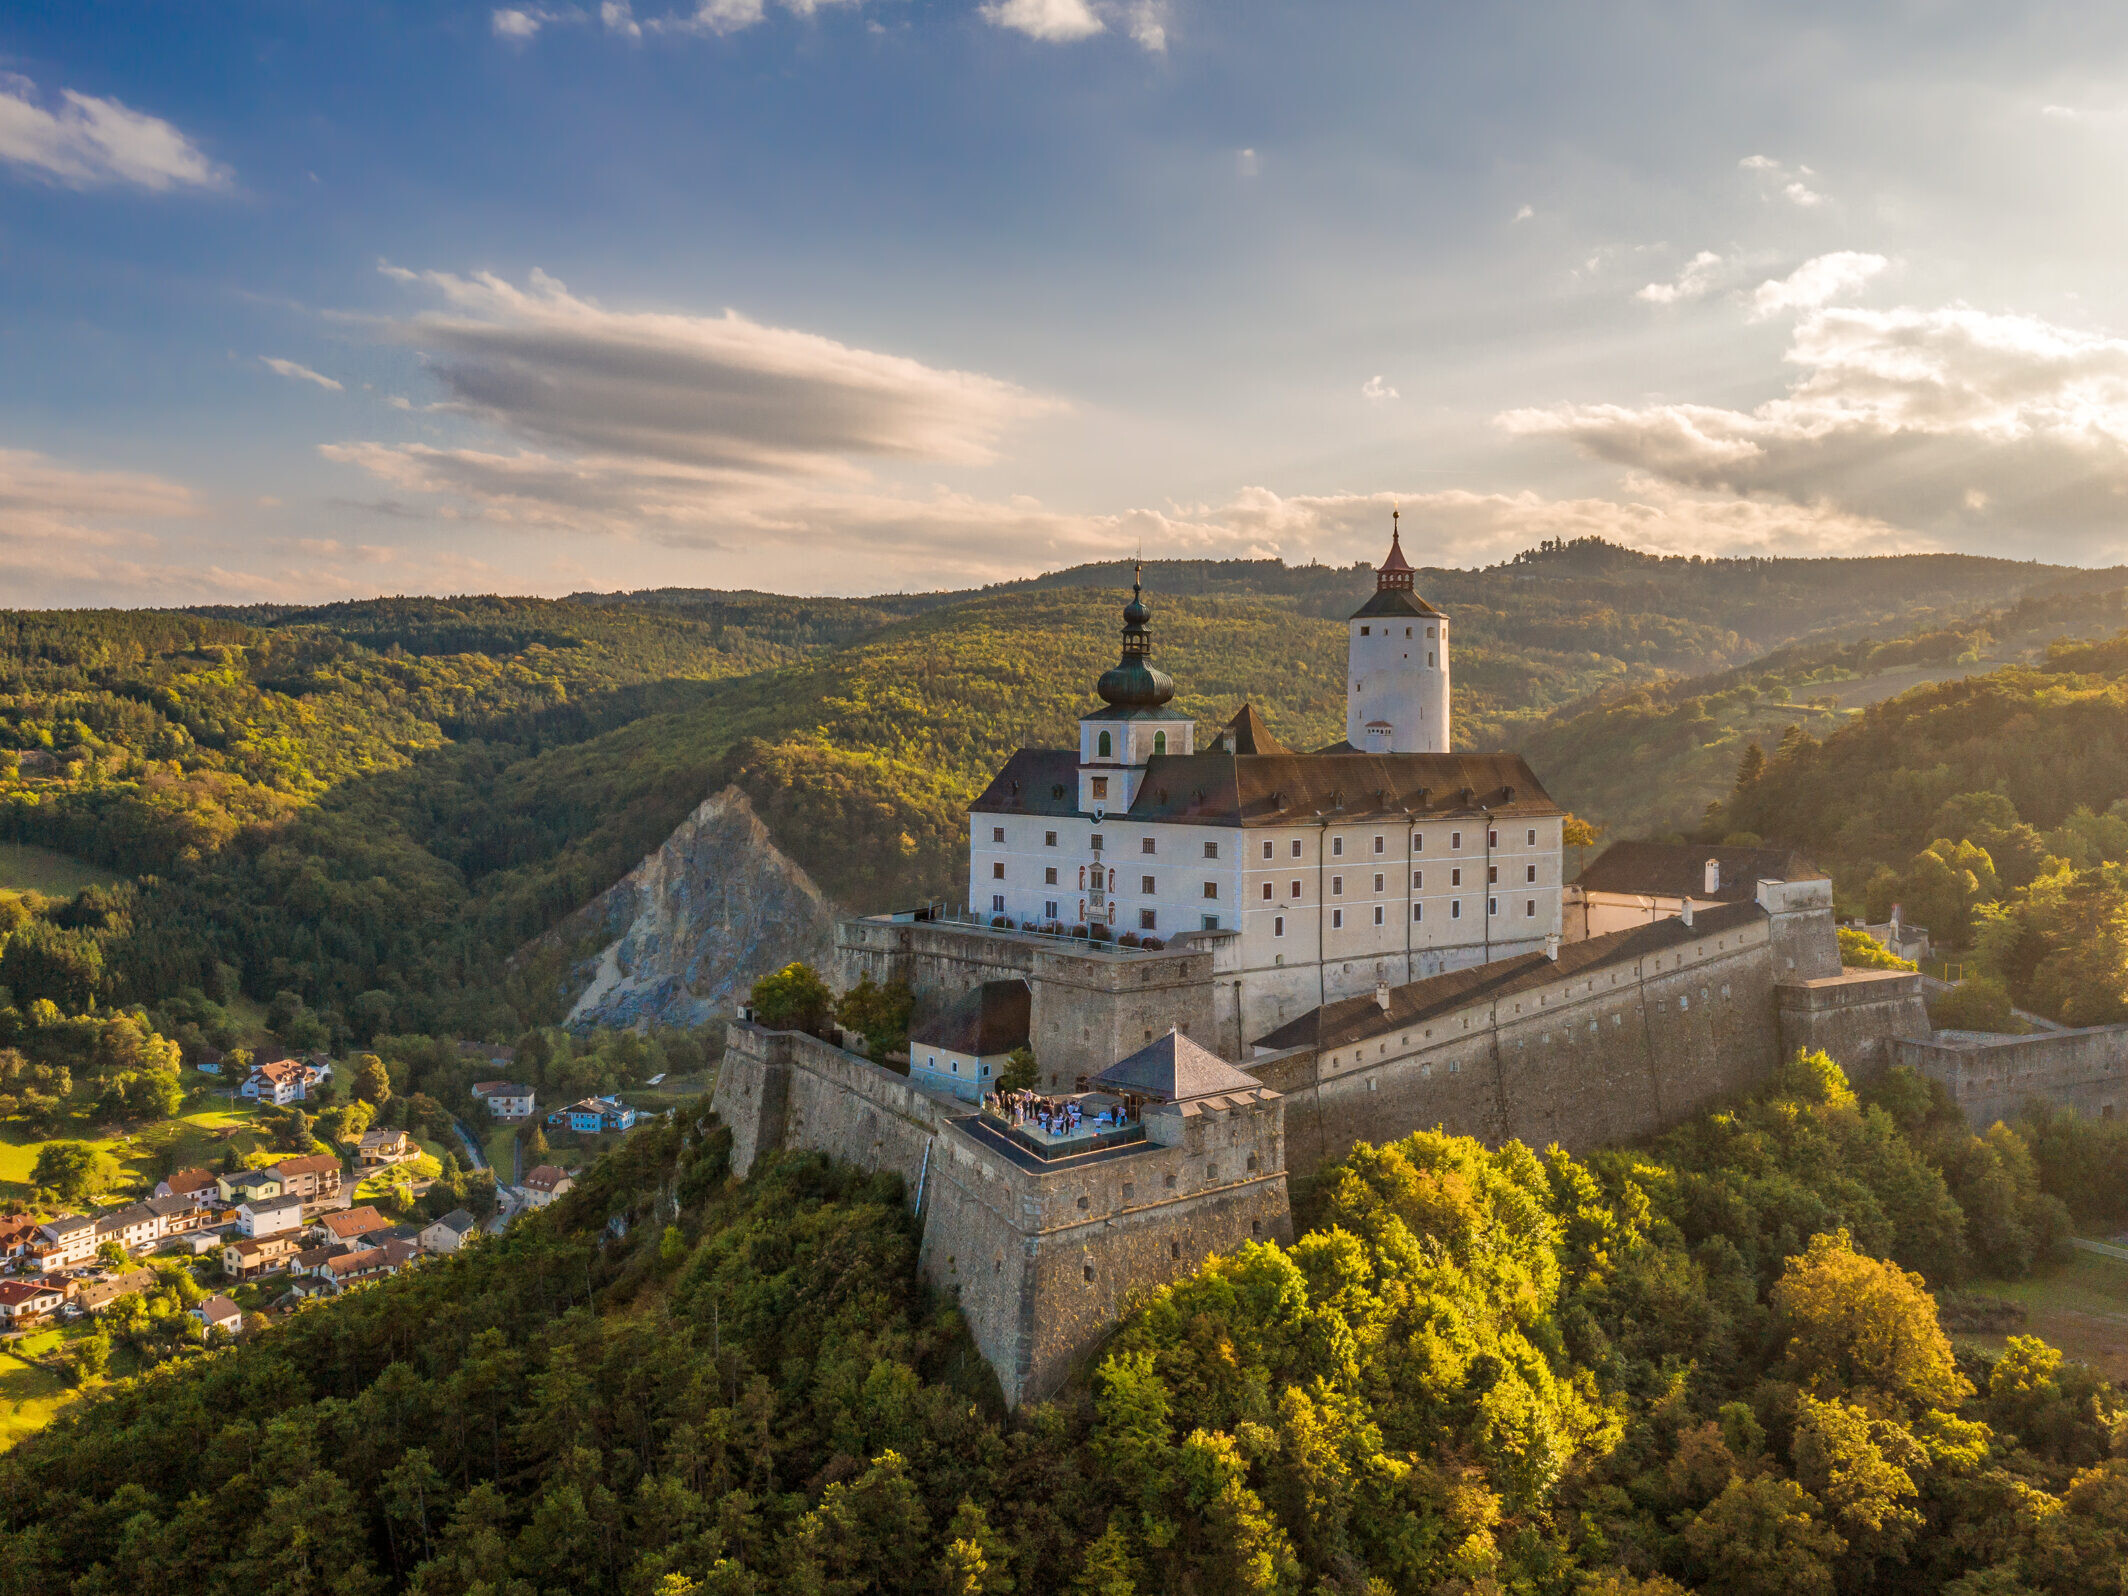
[1091,833,1104,850]
[1526,864,1536,882]
[1251,1219,1263,1235]
[1373,835,1385,854]
[1451,831,1462,850]
[1290,879,1302,898]
[1204,840,1219,859]
[1373,905,1385,925]
[1332,836,1344,857]
[1142,874,1156,893]
[1261,882,1273,900]
[1488,829,1498,847]
[1450,868,1461,887]
[1097,730,1112,758]
[1373,873,1384,893]
[1273,915,1285,936]
[1170,1240,1181,1258]
[1140,909,1157,930]
[1332,875,1344,895]
[1488,897,1497,915]
[1526,899,1536,916]
[1412,869,1423,889]
[1154,731,1167,755]
[992,862,1005,879]
[1488,865,1498,884]
[1360,625,1370,635]
[991,894,1005,911]
[1091,777,1109,799]
[1429,653,1436,666]
[992,826,1005,843]
[1202,914,1220,930]
[1262,839,1274,859]
[1083,1265,1095,1282]
[1428,626,1436,638]
[1203,881,1218,899]
[1527,828,1537,845]
[1045,831,1058,847]
[1045,867,1058,885]
[1451,900,1462,919]
[1413,903,1423,922]
[1332,908,1344,928]
[1406,627,1413,637]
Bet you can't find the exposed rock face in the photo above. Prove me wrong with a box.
[546,786,838,1031]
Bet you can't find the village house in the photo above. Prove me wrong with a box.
[34,1214,97,1270]
[145,1193,206,1236]
[321,1245,397,1289]
[241,1059,313,1105]
[0,1278,65,1325]
[221,1233,301,1280]
[237,1192,305,1239]
[217,1167,283,1205]
[193,1294,242,1336]
[357,1128,416,1167]
[545,1096,638,1134]
[522,1165,574,1208]
[418,1209,478,1252]
[270,1151,343,1203]
[156,1167,220,1206]
[471,1081,536,1119]
[192,1046,225,1076]
[77,1267,160,1315]
[315,1205,393,1245]
[908,978,1031,1103]
[0,1217,44,1262]
[94,1202,165,1256]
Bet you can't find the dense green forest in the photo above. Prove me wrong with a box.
[0,545,2097,1041]
[4,1052,2127,1594]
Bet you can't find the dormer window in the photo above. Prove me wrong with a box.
[1153,730,1166,755]
[1097,730,1112,759]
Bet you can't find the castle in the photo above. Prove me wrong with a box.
[717,522,1936,1406]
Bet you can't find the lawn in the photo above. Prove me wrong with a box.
[1954,1245,2128,1383]
[484,1123,521,1184]
[0,1093,264,1205]
[0,842,124,900]
[0,1326,108,1449]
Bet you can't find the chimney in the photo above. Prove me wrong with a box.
[1374,979,1391,1012]
[1704,858,1720,895]
[1545,931,1560,961]
[1681,899,1694,928]
[1891,902,1903,932]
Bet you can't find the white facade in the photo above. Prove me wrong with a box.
[238,1196,304,1238]
[1346,611,1450,754]
[911,1043,1011,1103]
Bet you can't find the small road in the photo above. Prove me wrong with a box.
[455,1116,524,1234]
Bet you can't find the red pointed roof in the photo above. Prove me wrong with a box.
[1379,526,1413,575]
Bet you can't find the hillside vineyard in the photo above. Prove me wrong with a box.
[967,527,1565,1043]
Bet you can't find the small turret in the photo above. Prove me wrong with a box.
[1346,509,1451,753]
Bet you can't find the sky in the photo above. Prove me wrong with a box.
[9,1,2128,605]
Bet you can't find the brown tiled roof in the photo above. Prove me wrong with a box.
[199,1294,240,1321]
[325,1247,387,1276]
[1093,1029,1262,1102]
[911,979,1031,1057]
[524,1165,569,1192]
[273,1153,340,1177]
[1223,704,1291,756]
[319,1206,391,1239]
[1573,841,1823,903]
[1124,749,1560,827]
[1253,899,1765,1054]
[0,1280,57,1306]
[163,1167,216,1193]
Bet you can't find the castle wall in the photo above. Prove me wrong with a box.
[1776,970,1931,1080]
[1890,1025,2128,1129]
[711,1024,950,1185]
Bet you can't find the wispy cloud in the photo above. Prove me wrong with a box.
[1635,250,1728,305]
[982,0,1104,42]
[1740,153,1825,208]
[0,74,229,192]
[261,356,345,391]
[1361,375,1398,402]
[1747,251,1889,320]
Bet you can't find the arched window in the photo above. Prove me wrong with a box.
[1078,865,1087,889]
[1097,729,1112,758]
[1154,730,1167,755]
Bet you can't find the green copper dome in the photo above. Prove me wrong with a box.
[1097,566,1174,709]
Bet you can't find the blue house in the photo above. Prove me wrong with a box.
[546,1096,639,1134]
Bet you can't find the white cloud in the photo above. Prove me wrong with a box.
[0,446,203,596]
[1636,250,1727,305]
[1361,375,1398,402]
[982,0,1104,42]
[1748,251,1889,320]
[1740,153,1824,207]
[1237,148,1260,178]
[601,1,643,35]
[1513,204,1534,222]
[261,356,345,392]
[1500,301,2128,543]
[373,265,1055,474]
[0,75,229,192]
[492,8,545,37]
[1123,1,1166,51]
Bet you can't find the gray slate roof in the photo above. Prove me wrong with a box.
[1573,840,1822,903]
[1092,1030,1263,1102]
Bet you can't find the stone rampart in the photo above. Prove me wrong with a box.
[1776,970,1931,1080]
[1890,1025,2128,1129]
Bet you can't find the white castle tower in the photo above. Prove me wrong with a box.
[1344,510,1450,753]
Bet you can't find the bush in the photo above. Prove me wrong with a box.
[1840,925,1916,971]
[1930,977,2022,1033]
[749,962,834,1033]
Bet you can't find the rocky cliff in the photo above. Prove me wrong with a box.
[541,785,839,1030]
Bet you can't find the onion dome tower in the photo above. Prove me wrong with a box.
[1345,509,1450,753]
[1078,563,1193,816]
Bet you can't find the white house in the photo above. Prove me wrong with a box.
[34,1214,97,1269]
[522,1165,573,1208]
[0,1279,66,1324]
[471,1081,537,1119]
[419,1209,479,1252]
[93,1202,165,1256]
[237,1193,306,1239]
[910,979,1031,1103]
[193,1294,243,1336]
[241,1060,310,1105]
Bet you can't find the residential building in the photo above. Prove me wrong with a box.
[237,1193,306,1239]
[0,1217,44,1261]
[241,1059,312,1105]
[221,1234,301,1280]
[0,1279,65,1325]
[322,1246,395,1288]
[419,1210,478,1252]
[35,1214,97,1269]
[270,1152,343,1202]
[156,1167,220,1205]
[217,1168,284,1205]
[194,1294,242,1335]
[909,978,1031,1103]
[522,1165,574,1208]
[545,1096,638,1134]
[357,1128,416,1167]
[1564,841,1827,941]
[145,1194,206,1235]
[193,1046,225,1076]
[78,1267,160,1315]
[471,1081,536,1119]
[93,1202,165,1255]
[315,1205,393,1245]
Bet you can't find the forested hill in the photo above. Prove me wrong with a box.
[7,1054,2128,1593]
[0,543,2112,1038]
